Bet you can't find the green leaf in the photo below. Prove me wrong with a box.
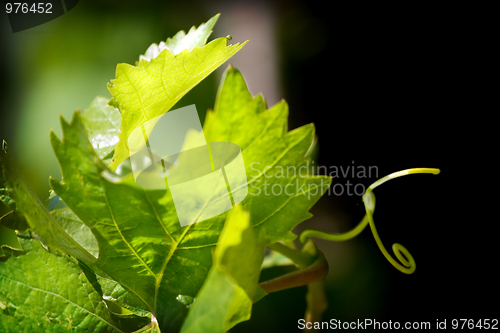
[108,15,247,170]
[0,141,97,264]
[0,236,124,333]
[49,66,330,331]
[180,206,265,333]
[204,66,332,244]
[81,96,121,160]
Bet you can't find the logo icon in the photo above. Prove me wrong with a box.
[128,105,248,227]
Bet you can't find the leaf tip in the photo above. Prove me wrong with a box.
[209,13,221,24]
[304,123,316,133]
[49,129,62,145]
[59,113,70,128]
[70,110,82,125]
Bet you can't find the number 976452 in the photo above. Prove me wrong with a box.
[6,2,53,14]
[451,319,498,330]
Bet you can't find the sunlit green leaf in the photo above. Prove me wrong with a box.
[204,66,332,244]
[108,15,246,170]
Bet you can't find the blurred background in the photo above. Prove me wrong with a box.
[0,0,496,331]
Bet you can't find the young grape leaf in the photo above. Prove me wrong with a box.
[204,66,332,244]
[0,141,97,264]
[108,15,247,170]
[180,206,265,333]
[0,235,124,333]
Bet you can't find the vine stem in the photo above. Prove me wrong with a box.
[299,167,440,274]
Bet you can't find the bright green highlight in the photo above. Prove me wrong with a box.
[108,14,247,170]
[300,168,440,274]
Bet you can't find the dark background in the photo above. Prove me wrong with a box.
[1,1,495,331]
